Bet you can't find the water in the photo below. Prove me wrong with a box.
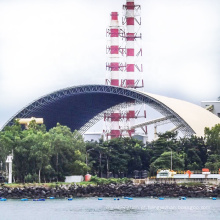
[0,197,220,220]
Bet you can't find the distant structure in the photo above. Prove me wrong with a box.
[84,132,103,142]
[3,85,220,138]
[105,11,122,139]
[201,97,220,118]
[132,134,148,144]
[17,117,44,129]
[104,0,145,139]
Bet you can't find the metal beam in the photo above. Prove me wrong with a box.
[169,125,183,133]
[131,116,174,129]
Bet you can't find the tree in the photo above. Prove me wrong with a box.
[179,136,207,170]
[205,154,220,171]
[29,132,52,183]
[49,124,87,181]
[150,151,184,172]
[150,131,178,162]
[205,124,220,154]
[86,137,150,178]
[204,124,220,171]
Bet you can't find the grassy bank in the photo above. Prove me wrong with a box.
[1,177,132,188]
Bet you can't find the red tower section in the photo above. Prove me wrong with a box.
[105,1,145,140]
[105,12,123,139]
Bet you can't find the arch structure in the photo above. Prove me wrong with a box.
[2,85,220,137]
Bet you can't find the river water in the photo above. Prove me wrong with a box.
[0,197,219,220]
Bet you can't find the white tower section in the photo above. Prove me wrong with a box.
[104,1,145,140]
[121,0,144,137]
[6,155,13,184]
[105,12,124,139]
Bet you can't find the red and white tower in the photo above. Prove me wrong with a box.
[105,12,123,139]
[121,0,144,137]
[106,12,122,87]
[104,0,145,140]
[122,0,143,89]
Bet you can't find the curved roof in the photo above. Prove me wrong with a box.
[140,91,220,137]
[2,85,220,137]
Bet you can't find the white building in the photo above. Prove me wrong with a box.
[132,134,148,144]
[84,132,103,142]
[201,97,220,118]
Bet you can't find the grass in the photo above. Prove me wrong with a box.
[1,182,69,188]
[1,177,132,188]
[177,182,204,187]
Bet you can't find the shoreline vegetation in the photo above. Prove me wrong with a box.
[0,121,220,185]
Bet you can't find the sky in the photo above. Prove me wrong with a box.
[0,0,220,129]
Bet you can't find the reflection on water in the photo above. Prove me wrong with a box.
[0,198,219,220]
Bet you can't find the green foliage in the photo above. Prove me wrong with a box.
[204,124,220,170]
[86,137,149,177]
[178,182,203,187]
[1,122,220,183]
[205,154,220,171]
[150,131,178,162]
[150,151,184,172]
[24,174,33,183]
[205,124,220,154]
[0,122,86,183]
[179,136,207,170]
[90,176,132,185]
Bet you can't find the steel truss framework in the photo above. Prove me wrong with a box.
[2,85,195,136]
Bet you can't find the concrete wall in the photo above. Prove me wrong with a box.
[65,175,84,183]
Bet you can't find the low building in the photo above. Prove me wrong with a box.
[65,175,84,183]
[147,169,220,185]
[84,132,103,142]
[201,97,220,118]
[132,134,148,144]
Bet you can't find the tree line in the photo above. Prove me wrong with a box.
[0,121,87,183]
[0,121,219,182]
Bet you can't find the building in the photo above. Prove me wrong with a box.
[132,134,148,144]
[3,85,220,138]
[84,132,103,142]
[201,97,220,118]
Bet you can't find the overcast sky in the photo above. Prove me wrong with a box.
[0,0,220,129]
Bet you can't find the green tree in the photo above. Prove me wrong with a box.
[49,124,87,181]
[205,154,220,171]
[87,137,150,177]
[179,136,207,170]
[205,124,220,154]
[29,132,52,183]
[150,151,184,172]
[150,131,178,162]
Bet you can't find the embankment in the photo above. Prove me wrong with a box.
[0,183,220,199]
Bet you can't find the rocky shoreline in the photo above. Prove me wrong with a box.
[0,183,220,199]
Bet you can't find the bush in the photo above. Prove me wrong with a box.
[178,182,203,187]
[24,174,33,183]
[90,176,132,185]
